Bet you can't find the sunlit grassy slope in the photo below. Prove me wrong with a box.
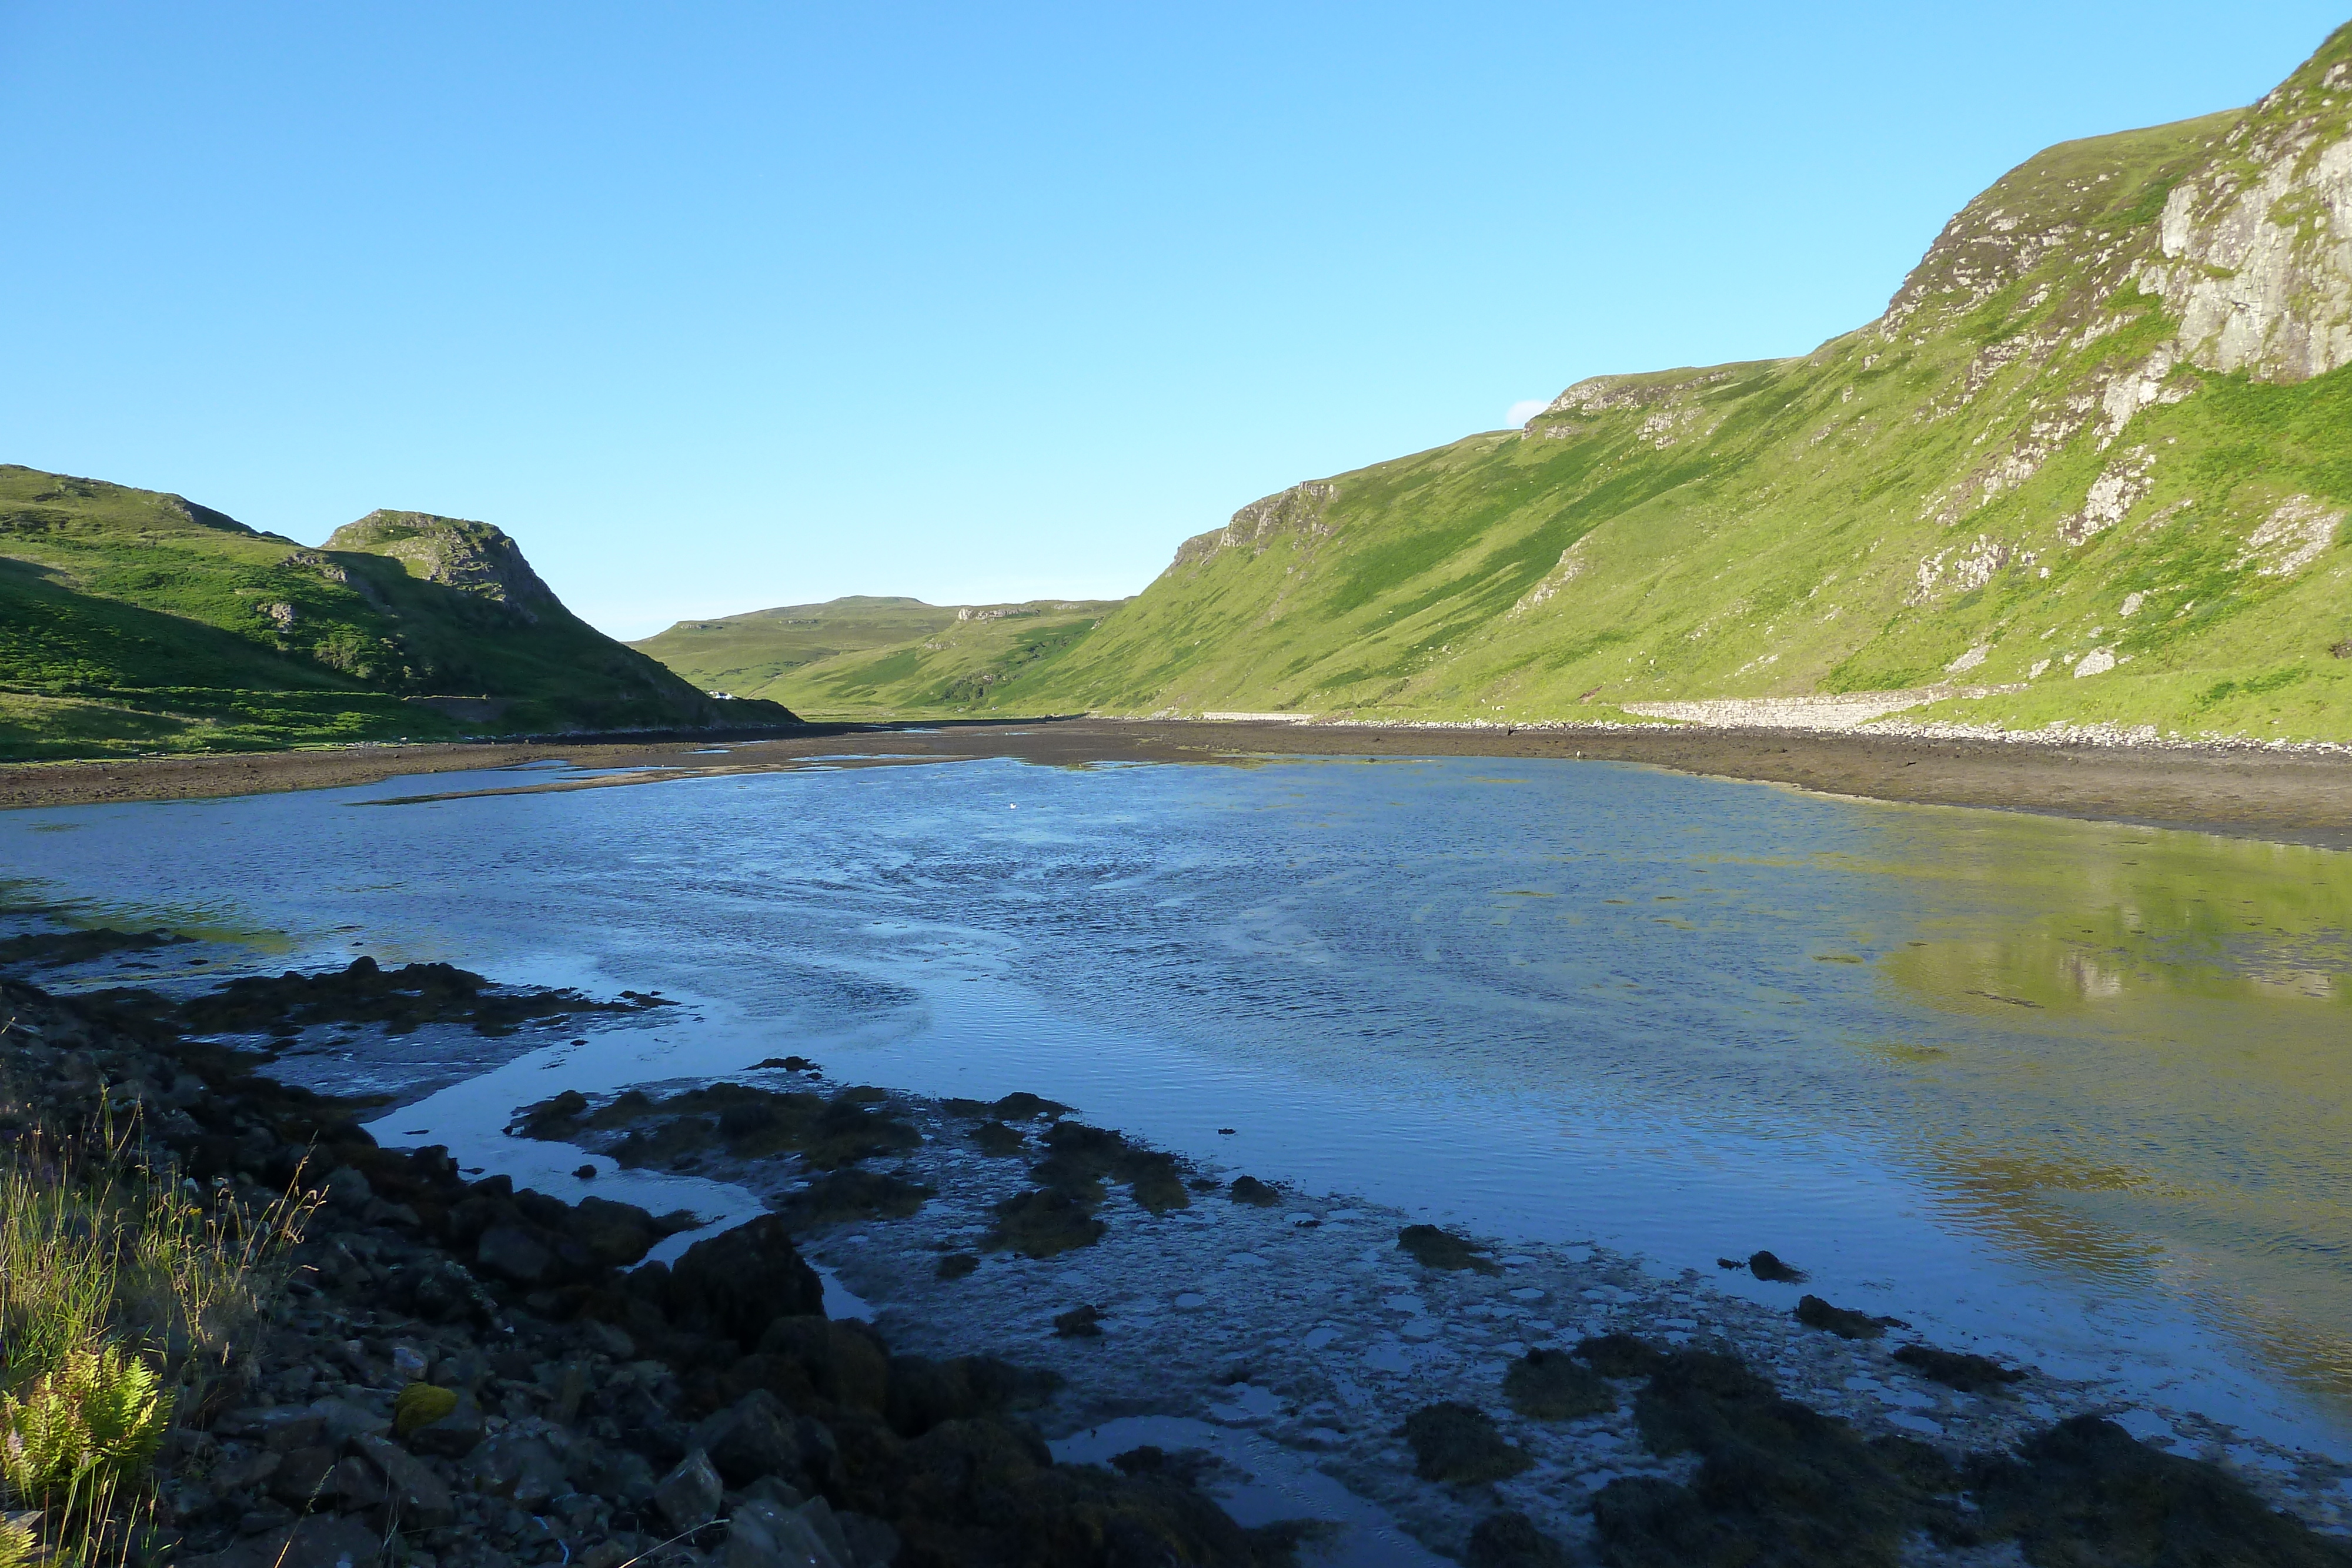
[794,28,2352,740]
[630,597,965,697]
[0,469,782,760]
[635,598,1125,720]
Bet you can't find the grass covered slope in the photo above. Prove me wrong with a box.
[0,471,789,760]
[630,597,964,696]
[634,597,1125,720]
[1015,27,2352,742]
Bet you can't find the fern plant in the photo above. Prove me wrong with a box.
[0,1346,172,1514]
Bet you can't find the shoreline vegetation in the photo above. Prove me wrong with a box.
[2,718,2351,850]
[5,962,2352,1566]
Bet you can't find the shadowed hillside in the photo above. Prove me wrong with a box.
[0,472,793,760]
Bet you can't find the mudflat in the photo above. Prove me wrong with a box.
[4,718,2350,847]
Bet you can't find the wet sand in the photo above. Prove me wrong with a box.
[5,718,2351,847]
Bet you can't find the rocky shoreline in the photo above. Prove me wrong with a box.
[7,964,2352,1567]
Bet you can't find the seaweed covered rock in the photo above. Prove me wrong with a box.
[1973,1414,2352,1568]
[886,1417,1294,1567]
[1466,1509,1575,1568]
[1398,1224,1499,1274]
[1228,1175,1281,1208]
[663,1213,826,1348]
[1504,1347,1615,1420]
[1892,1343,2027,1395]
[1594,1349,1961,1567]
[774,1168,934,1229]
[177,955,660,1037]
[1574,1333,1668,1380]
[988,1186,1109,1258]
[1794,1295,1905,1340]
[1402,1402,1533,1485]
[885,1353,1062,1439]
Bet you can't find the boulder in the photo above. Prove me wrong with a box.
[653,1448,724,1533]
[724,1497,844,1568]
[757,1319,890,1414]
[694,1389,837,1492]
[570,1197,660,1268]
[474,1224,553,1285]
[462,1432,569,1509]
[664,1215,824,1349]
[348,1433,456,1527]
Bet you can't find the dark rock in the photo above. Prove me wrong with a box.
[1795,1295,1902,1340]
[934,1252,979,1281]
[403,1392,487,1457]
[1465,1509,1574,1568]
[836,1512,899,1568]
[723,1496,838,1568]
[348,1433,456,1527]
[1747,1249,1807,1283]
[510,1090,590,1139]
[1972,1414,2352,1567]
[308,1398,393,1447]
[1594,1347,1958,1567]
[1892,1343,2027,1394]
[178,1512,386,1568]
[1398,1224,1500,1275]
[569,1196,661,1268]
[1504,1348,1615,1420]
[1052,1305,1104,1339]
[463,1432,569,1510]
[987,1091,1070,1121]
[694,1389,841,1492]
[986,1187,1105,1258]
[577,1318,636,1359]
[264,1446,337,1508]
[209,1449,282,1493]
[773,1169,933,1230]
[884,1355,1061,1439]
[970,1121,1027,1158]
[760,1317,891,1415]
[253,1409,328,1453]
[652,1448,723,1534]
[1228,1176,1280,1207]
[1401,1402,1532,1484]
[664,1215,825,1348]
[473,1224,553,1284]
[571,1442,657,1508]
[1575,1332,1669,1380]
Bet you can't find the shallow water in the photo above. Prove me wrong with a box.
[5,751,2351,1455]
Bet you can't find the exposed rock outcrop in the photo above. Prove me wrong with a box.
[326,512,558,623]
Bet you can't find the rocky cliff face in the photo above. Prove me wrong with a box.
[1168,482,1338,571]
[326,512,558,623]
[2143,51,2352,382]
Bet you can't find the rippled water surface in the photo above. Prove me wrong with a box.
[6,751,2350,1450]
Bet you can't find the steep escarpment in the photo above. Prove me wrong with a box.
[0,473,794,759]
[1013,24,2352,741]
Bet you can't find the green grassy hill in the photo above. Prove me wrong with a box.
[986,25,2352,742]
[630,597,964,696]
[0,470,791,760]
[632,597,1125,719]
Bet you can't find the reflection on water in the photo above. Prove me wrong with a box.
[3,753,2350,1449]
[1842,815,2352,1401]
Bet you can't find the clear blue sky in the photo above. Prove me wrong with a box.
[3,4,2344,637]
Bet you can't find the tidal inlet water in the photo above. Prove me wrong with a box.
[7,751,2351,1457]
